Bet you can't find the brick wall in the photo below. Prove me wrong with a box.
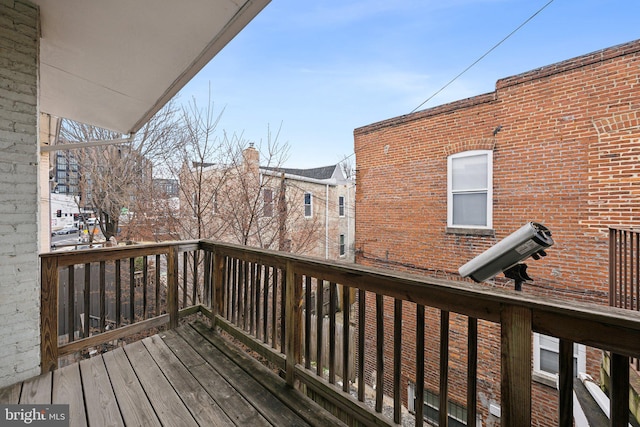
[354,39,640,425]
[0,0,41,387]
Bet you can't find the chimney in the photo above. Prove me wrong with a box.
[243,143,259,174]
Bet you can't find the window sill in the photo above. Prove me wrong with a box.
[446,227,495,237]
[532,371,558,389]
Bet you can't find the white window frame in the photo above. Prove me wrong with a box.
[338,195,345,217]
[447,150,493,229]
[339,234,345,257]
[304,192,313,218]
[533,333,586,385]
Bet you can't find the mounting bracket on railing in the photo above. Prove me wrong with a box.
[503,263,532,291]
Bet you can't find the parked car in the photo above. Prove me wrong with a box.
[52,226,79,236]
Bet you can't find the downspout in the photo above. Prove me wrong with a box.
[325,184,329,259]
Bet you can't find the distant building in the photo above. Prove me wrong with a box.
[51,151,80,196]
[153,178,179,198]
[180,146,355,261]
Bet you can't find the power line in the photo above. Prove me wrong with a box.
[333,2,557,166]
[410,0,555,114]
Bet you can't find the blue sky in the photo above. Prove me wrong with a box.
[179,0,640,168]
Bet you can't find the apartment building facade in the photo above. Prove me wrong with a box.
[180,146,356,261]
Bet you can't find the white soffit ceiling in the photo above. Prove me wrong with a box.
[34,0,270,134]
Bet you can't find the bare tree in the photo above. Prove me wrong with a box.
[59,101,180,241]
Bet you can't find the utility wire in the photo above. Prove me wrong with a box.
[339,1,556,164]
[410,0,556,114]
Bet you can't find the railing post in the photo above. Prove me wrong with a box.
[558,338,574,427]
[500,305,531,426]
[284,260,302,386]
[167,246,179,329]
[41,256,59,372]
[610,352,630,427]
[212,251,225,329]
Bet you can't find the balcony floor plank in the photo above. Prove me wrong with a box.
[140,334,235,426]
[52,363,87,427]
[123,341,199,427]
[0,322,345,426]
[79,354,125,427]
[102,347,162,427]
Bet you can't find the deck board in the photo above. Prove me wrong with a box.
[79,356,124,427]
[20,371,51,404]
[141,335,234,426]
[176,325,313,426]
[102,348,162,427]
[0,322,346,426]
[0,382,21,404]
[123,341,199,427]
[52,363,87,427]
[161,330,273,426]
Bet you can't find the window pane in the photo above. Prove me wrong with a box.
[452,154,487,191]
[452,193,487,226]
[540,349,559,375]
[540,349,578,376]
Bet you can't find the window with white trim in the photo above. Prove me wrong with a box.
[304,192,312,217]
[533,333,586,383]
[338,196,345,217]
[447,150,493,229]
[339,234,345,256]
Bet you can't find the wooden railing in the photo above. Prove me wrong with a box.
[40,240,208,371]
[41,240,640,426]
[609,227,640,371]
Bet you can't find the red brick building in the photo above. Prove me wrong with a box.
[354,39,640,425]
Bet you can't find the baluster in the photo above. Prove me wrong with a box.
[99,261,105,333]
[329,282,336,384]
[182,252,188,309]
[416,304,425,427]
[129,258,135,324]
[272,267,278,349]
[394,299,402,424]
[115,260,121,327]
[467,317,478,427]
[280,269,286,352]
[316,280,324,377]
[439,310,450,427]
[68,265,75,343]
[357,289,365,402]
[304,276,312,369]
[84,263,90,338]
[142,256,148,319]
[155,254,160,316]
[375,294,384,413]
[611,352,630,427]
[342,284,350,393]
[193,250,199,306]
[558,338,573,427]
[255,264,262,340]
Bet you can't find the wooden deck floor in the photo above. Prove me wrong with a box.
[0,321,345,427]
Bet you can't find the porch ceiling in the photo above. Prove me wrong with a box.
[34,0,270,134]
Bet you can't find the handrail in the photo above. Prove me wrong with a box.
[40,240,204,372]
[40,239,640,426]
